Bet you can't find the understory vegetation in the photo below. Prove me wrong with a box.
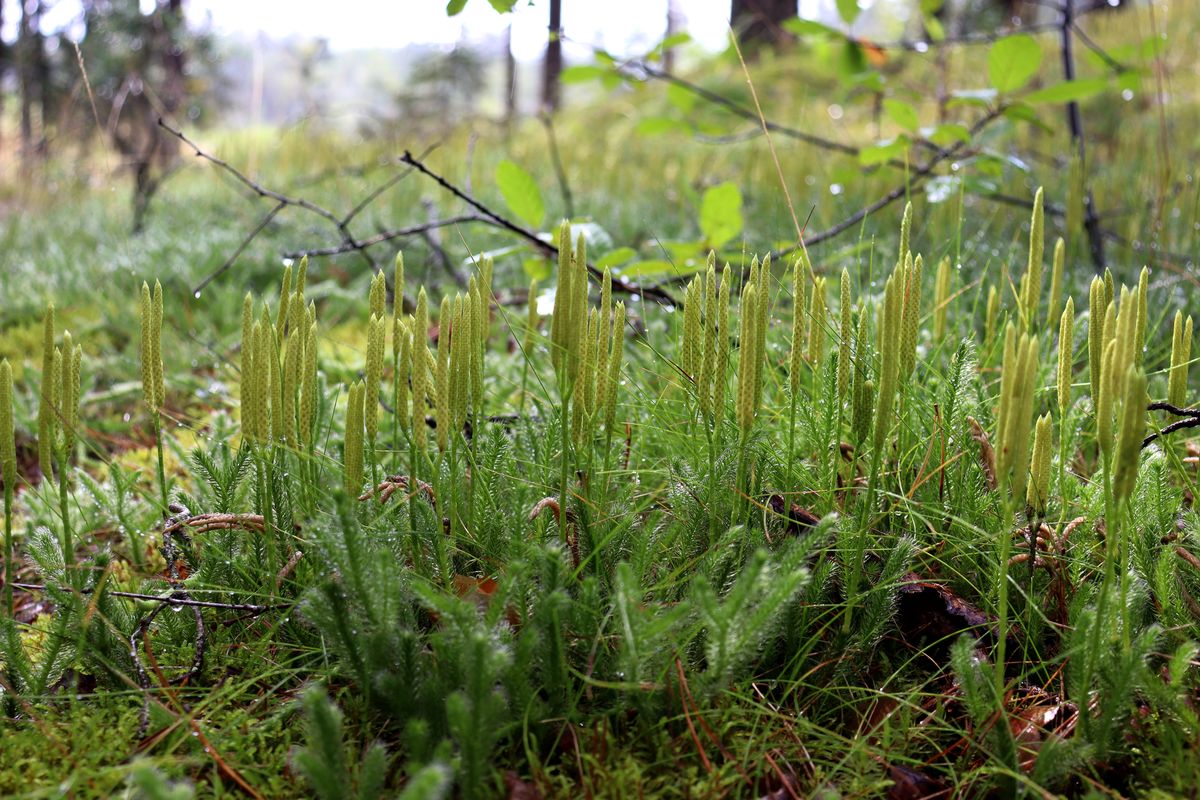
[3,4,1200,798]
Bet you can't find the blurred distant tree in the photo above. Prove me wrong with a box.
[290,38,331,121]
[73,0,218,229]
[17,0,49,161]
[730,0,796,50]
[392,45,486,133]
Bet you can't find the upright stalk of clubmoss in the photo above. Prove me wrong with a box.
[1088,277,1106,406]
[365,313,385,481]
[435,296,452,454]
[735,283,762,518]
[994,329,1038,699]
[698,261,717,424]
[140,282,167,510]
[519,279,539,416]
[344,381,365,498]
[985,285,1000,344]
[807,276,828,375]
[1020,187,1045,330]
[57,333,82,577]
[1134,266,1149,366]
[837,269,853,404]
[299,320,319,509]
[1,360,15,617]
[412,289,430,454]
[933,256,951,341]
[1056,298,1075,512]
[277,264,294,333]
[409,289,431,557]
[369,270,386,322]
[850,308,873,451]
[37,305,55,480]
[899,253,922,382]
[1047,237,1065,328]
[683,278,701,388]
[392,253,406,451]
[1168,311,1193,407]
[787,258,806,482]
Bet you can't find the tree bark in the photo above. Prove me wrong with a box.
[664,0,680,74]
[729,0,796,50]
[541,0,562,112]
[504,24,517,125]
[18,0,40,160]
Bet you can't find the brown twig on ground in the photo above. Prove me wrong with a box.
[360,474,437,508]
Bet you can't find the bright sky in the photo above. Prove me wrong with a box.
[184,0,733,57]
[15,0,842,58]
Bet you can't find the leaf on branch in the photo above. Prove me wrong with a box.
[836,0,861,25]
[858,137,908,167]
[884,98,919,132]
[495,160,545,230]
[698,181,743,249]
[1022,78,1109,105]
[561,64,614,84]
[988,34,1043,94]
[446,0,468,16]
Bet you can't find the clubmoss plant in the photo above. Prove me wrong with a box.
[1047,237,1065,327]
[369,270,386,322]
[1058,297,1074,415]
[1168,310,1192,407]
[933,256,951,341]
[1,359,14,617]
[140,281,167,509]
[1019,187,1044,329]
[985,285,999,343]
[365,313,385,473]
[37,305,55,479]
[837,268,852,402]
[344,380,365,497]
[1089,276,1106,404]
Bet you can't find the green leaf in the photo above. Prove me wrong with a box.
[782,17,842,38]
[836,0,860,25]
[948,88,998,108]
[883,98,919,131]
[857,137,908,167]
[522,258,551,282]
[698,182,743,249]
[1023,78,1108,104]
[495,160,545,229]
[597,247,637,268]
[923,123,971,146]
[486,0,517,10]
[561,65,612,84]
[446,0,468,16]
[1002,103,1051,133]
[923,14,945,42]
[617,259,676,277]
[666,82,696,113]
[635,116,686,136]
[987,34,1042,93]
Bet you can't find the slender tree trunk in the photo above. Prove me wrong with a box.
[504,24,517,126]
[18,0,38,161]
[1059,0,1106,272]
[541,0,562,113]
[729,0,796,50]
[664,0,680,74]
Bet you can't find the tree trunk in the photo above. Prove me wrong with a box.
[504,24,517,125]
[541,0,562,113]
[664,0,680,74]
[729,0,796,50]
[18,0,39,160]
